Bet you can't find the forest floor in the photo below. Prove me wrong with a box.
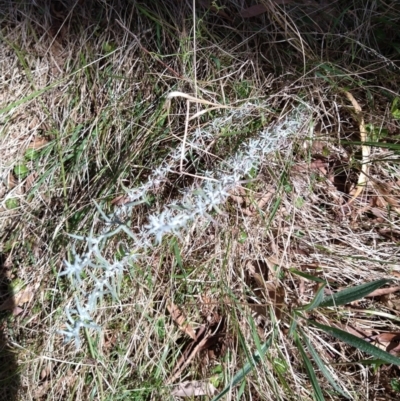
[1,1,400,400]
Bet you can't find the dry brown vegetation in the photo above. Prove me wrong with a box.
[1,1,400,400]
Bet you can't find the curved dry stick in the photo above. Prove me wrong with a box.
[342,91,370,206]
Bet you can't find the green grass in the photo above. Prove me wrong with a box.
[1,1,400,400]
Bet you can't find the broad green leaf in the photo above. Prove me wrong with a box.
[391,97,400,120]
[210,337,272,401]
[13,164,29,179]
[300,329,350,399]
[318,279,389,308]
[309,321,400,365]
[24,148,40,161]
[294,334,325,401]
[5,198,19,209]
[393,109,400,120]
[296,283,327,312]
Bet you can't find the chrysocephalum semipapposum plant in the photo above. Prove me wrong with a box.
[57,99,310,350]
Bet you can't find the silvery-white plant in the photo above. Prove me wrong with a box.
[57,100,309,350]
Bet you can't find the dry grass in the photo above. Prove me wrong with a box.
[1,1,400,400]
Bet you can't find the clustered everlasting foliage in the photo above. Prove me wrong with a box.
[58,101,309,349]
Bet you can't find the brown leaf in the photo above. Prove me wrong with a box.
[310,158,328,175]
[365,286,400,298]
[0,286,35,316]
[15,287,35,305]
[40,363,52,380]
[171,381,216,397]
[111,194,130,206]
[257,191,274,208]
[332,322,371,339]
[7,172,18,189]
[233,186,275,216]
[376,332,400,343]
[370,332,400,355]
[251,273,285,319]
[388,343,400,356]
[32,382,51,399]
[240,5,268,18]
[378,229,400,241]
[25,172,38,192]
[28,137,49,150]
[166,330,211,385]
[0,286,35,312]
[167,302,196,340]
[12,306,24,316]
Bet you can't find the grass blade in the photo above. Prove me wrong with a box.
[300,329,350,399]
[289,269,327,284]
[210,337,272,401]
[294,334,325,401]
[319,279,389,308]
[296,283,326,312]
[309,321,400,365]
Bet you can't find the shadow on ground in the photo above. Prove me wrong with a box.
[0,253,19,401]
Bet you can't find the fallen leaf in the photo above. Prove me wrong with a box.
[378,229,400,241]
[15,286,35,305]
[111,194,130,206]
[310,158,328,175]
[40,363,52,380]
[332,322,371,340]
[365,286,400,298]
[25,172,38,192]
[167,302,196,340]
[368,332,400,355]
[240,4,268,18]
[0,286,34,312]
[375,332,400,343]
[171,381,216,397]
[7,172,18,189]
[247,259,285,319]
[388,343,400,355]
[166,329,212,385]
[245,190,275,216]
[12,306,24,316]
[28,137,49,150]
[32,381,51,399]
